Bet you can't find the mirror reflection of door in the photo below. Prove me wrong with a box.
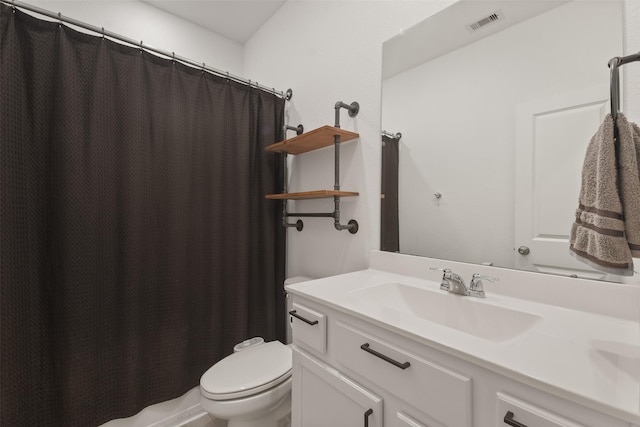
[514,85,610,280]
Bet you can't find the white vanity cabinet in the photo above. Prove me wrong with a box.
[291,297,470,427]
[290,296,634,427]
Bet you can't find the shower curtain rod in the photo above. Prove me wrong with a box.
[1,0,288,99]
[381,130,402,140]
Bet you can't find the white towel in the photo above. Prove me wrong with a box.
[569,113,640,276]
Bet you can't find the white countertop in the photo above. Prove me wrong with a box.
[286,251,640,424]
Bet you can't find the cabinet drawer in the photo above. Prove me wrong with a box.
[335,321,471,427]
[497,393,587,427]
[290,302,326,354]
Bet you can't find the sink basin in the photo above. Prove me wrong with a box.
[351,282,541,342]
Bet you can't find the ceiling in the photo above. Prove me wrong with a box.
[142,0,287,44]
[382,0,568,79]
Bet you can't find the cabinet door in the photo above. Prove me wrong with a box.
[292,347,382,427]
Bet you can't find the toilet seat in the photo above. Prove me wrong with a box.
[200,341,292,401]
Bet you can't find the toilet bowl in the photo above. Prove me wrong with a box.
[200,276,312,427]
[200,340,292,427]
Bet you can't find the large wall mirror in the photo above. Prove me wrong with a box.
[380,0,634,283]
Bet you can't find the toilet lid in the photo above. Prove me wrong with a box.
[200,341,292,400]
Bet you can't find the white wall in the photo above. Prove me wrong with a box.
[624,0,640,121]
[27,0,243,75]
[243,0,453,278]
[245,0,640,280]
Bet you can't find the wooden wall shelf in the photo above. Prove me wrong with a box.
[265,125,359,155]
[265,190,359,200]
[265,101,360,233]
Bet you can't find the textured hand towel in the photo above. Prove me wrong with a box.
[569,113,640,275]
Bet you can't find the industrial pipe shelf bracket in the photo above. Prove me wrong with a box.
[270,100,360,234]
[281,119,305,231]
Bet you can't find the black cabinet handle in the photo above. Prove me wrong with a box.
[364,408,373,427]
[504,411,527,427]
[288,310,318,326]
[360,343,410,369]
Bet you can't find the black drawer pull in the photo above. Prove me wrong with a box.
[364,408,373,427]
[504,411,527,427]
[288,310,318,326]
[360,343,410,369]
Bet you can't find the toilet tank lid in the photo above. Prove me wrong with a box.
[200,341,291,397]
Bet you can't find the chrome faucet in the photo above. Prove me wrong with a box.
[430,268,498,298]
[430,267,468,296]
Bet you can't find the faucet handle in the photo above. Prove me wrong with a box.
[468,273,499,298]
[471,273,499,282]
[429,267,452,291]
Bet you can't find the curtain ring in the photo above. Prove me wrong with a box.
[101,27,105,39]
[57,12,62,27]
[139,40,143,53]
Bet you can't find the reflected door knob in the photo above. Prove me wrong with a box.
[517,246,530,255]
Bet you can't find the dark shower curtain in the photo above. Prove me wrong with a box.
[381,134,399,252]
[1,5,285,426]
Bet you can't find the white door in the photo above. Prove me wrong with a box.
[514,85,609,279]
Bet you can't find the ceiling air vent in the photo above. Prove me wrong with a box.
[468,10,504,31]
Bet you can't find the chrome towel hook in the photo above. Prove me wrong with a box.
[608,57,620,122]
[608,51,640,123]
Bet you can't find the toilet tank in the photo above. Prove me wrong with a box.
[284,276,312,344]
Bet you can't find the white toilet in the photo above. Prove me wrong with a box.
[200,339,292,427]
[199,277,311,427]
